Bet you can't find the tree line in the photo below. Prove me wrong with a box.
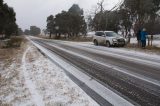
[88,0,160,37]
[46,4,87,38]
[0,0,18,39]
[24,26,41,36]
[46,1,160,39]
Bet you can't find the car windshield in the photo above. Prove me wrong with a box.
[105,32,120,37]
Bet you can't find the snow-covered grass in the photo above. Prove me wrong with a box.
[1,39,99,106]
[22,44,99,106]
[0,43,34,106]
[0,62,34,106]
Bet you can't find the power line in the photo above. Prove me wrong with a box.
[109,0,124,12]
[89,0,124,17]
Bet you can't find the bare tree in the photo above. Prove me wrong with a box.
[97,0,105,13]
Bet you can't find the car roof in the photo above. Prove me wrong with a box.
[104,31,114,32]
[96,31,114,32]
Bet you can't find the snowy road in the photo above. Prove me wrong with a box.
[29,37,160,106]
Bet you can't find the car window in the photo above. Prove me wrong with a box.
[95,32,99,36]
[95,32,104,36]
[105,32,120,37]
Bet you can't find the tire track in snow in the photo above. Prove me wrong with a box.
[22,47,45,106]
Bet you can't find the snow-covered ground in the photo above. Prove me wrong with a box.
[0,47,34,106]
[23,45,99,106]
[0,42,99,106]
[130,37,160,47]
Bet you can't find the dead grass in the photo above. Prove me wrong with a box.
[0,102,10,106]
[8,36,24,47]
[0,36,27,48]
[0,36,31,105]
[0,37,27,69]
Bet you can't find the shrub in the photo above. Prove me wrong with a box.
[0,36,23,48]
[8,36,23,47]
[0,39,10,48]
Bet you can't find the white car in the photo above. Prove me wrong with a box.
[93,31,126,47]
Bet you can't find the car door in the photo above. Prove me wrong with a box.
[99,32,105,44]
[95,32,101,44]
[105,32,112,44]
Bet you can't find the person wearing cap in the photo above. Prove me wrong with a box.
[140,28,148,48]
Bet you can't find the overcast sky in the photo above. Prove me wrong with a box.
[4,0,120,30]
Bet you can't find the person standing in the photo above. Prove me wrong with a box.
[140,28,148,48]
[136,29,141,47]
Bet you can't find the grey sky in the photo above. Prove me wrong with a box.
[4,0,120,30]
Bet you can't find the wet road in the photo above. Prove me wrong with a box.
[32,38,160,106]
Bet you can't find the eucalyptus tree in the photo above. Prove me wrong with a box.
[46,4,86,38]
[122,0,160,34]
[0,0,18,38]
[46,15,55,38]
[30,26,41,36]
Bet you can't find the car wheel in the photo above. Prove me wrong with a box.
[106,41,110,47]
[94,40,98,46]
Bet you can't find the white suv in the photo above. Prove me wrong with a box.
[93,31,126,47]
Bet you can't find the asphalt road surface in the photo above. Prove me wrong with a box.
[31,37,160,106]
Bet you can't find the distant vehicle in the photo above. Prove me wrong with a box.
[93,31,126,47]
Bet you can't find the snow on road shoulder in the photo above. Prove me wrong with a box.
[22,47,45,106]
[23,44,99,106]
[61,39,160,60]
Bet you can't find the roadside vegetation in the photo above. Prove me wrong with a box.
[40,0,160,50]
[89,0,160,36]
[0,36,24,48]
[46,4,87,39]
[0,37,28,106]
[24,26,41,36]
[0,0,24,49]
[0,0,18,39]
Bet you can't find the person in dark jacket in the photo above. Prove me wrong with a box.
[136,29,141,47]
[140,28,148,48]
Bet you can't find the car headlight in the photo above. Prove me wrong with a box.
[112,38,117,42]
